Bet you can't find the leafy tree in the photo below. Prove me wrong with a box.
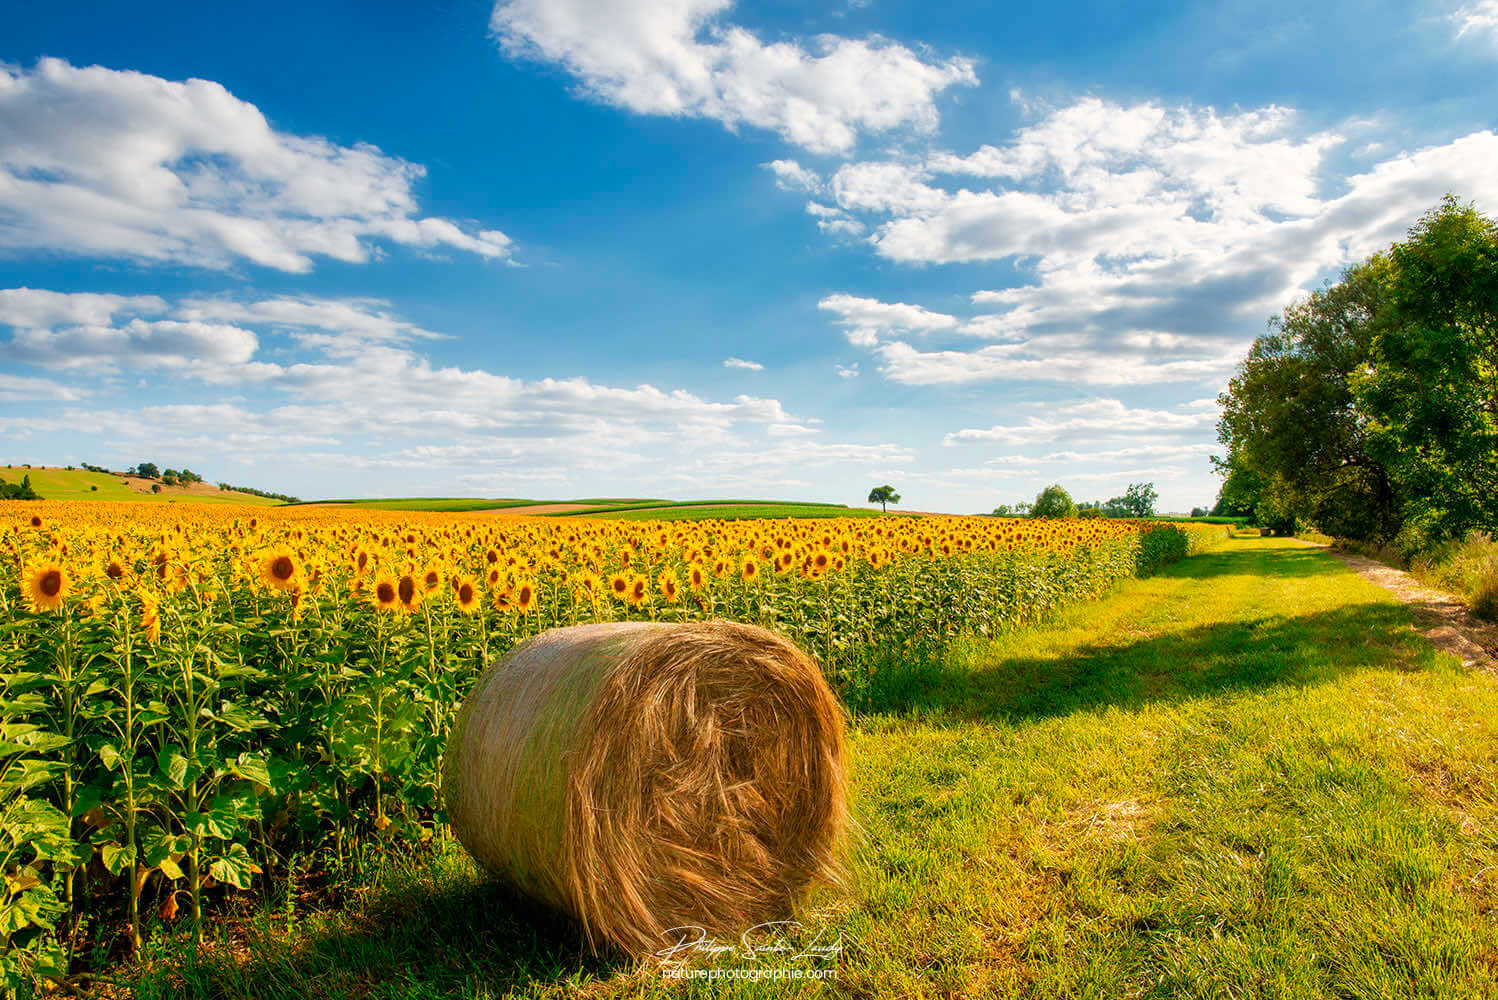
[1030,484,1077,519]
[0,474,40,500]
[1190,507,1208,518]
[135,462,159,479]
[1217,255,1399,539]
[1216,195,1497,547]
[1358,195,1498,544]
[867,485,901,513]
[1120,482,1159,518]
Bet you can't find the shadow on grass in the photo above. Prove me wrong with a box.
[866,544,1434,722]
[128,862,629,1000]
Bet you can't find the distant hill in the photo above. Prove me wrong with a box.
[1,466,287,506]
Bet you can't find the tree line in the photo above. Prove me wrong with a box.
[1216,196,1496,552]
[993,482,1159,519]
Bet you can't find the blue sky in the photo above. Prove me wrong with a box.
[2,0,1496,511]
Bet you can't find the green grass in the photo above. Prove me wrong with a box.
[593,502,896,521]
[557,498,855,517]
[111,537,1498,998]
[0,466,285,505]
[291,497,546,512]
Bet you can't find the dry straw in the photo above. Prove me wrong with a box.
[442,619,849,955]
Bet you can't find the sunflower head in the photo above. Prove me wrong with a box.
[396,573,421,612]
[370,574,399,611]
[451,576,478,614]
[24,561,69,613]
[258,547,300,592]
[627,575,649,606]
[608,572,630,601]
[514,580,536,613]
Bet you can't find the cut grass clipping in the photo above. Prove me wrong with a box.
[442,620,849,955]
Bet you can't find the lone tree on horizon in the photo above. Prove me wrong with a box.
[868,484,901,513]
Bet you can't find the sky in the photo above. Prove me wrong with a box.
[2,0,1496,512]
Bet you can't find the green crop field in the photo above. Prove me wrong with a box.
[0,466,285,506]
[291,497,544,512]
[595,502,895,521]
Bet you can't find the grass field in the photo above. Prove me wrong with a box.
[115,536,1498,999]
[0,466,285,505]
[595,502,890,521]
[289,497,879,519]
[292,497,545,512]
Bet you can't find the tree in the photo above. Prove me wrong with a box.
[135,462,159,479]
[1030,484,1077,519]
[1216,254,1399,540]
[1190,507,1208,518]
[867,485,901,513]
[1119,482,1158,518]
[1358,195,1498,544]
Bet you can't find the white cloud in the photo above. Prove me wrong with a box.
[805,201,865,236]
[2,289,910,496]
[876,339,1241,386]
[0,59,514,272]
[818,293,959,346]
[764,159,821,192]
[1453,0,1498,41]
[943,398,1218,445]
[490,0,976,154]
[723,356,764,370]
[0,373,85,402]
[804,98,1498,390]
[835,362,859,378]
[4,319,260,378]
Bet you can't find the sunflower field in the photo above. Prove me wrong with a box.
[0,501,1225,987]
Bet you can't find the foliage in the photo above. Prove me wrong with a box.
[216,484,300,504]
[0,502,1221,987]
[1216,196,1498,546]
[0,476,40,501]
[867,485,901,513]
[1030,484,1077,519]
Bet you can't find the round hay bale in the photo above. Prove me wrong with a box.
[442,619,848,955]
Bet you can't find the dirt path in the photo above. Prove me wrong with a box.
[1318,546,1497,670]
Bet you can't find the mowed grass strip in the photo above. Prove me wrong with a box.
[120,537,1498,999]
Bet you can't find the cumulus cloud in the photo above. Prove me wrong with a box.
[943,398,1218,445]
[764,159,822,192]
[0,59,514,272]
[723,356,764,370]
[818,293,959,346]
[2,289,909,494]
[490,0,976,154]
[804,97,1498,389]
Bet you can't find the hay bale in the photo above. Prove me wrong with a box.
[442,619,848,954]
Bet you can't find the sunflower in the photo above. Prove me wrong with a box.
[138,590,161,644]
[627,574,650,606]
[740,558,759,582]
[396,573,421,612]
[453,576,480,614]
[421,566,442,594]
[257,547,300,592]
[28,514,43,529]
[370,574,400,611]
[23,561,69,613]
[658,570,680,603]
[608,572,630,602]
[575,572,602,603]
[688,564,706,591]
[103,555,128,582]
[514,580,537,614]
[492,587,516,613]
